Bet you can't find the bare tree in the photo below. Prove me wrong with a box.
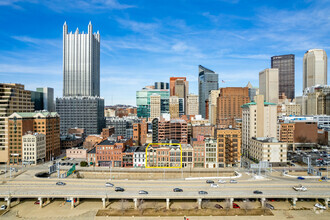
[138,199,146,215]
[241,199,252,214]
[120,199,130,214]
[202,199,210,209]
[225,198,231,215]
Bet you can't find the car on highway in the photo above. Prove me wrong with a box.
[319,168,327,171]
[105,182,114,187]
[0,205,7,210]
[206,180,214,184]
[230,180,237,183]
[173,188,183,192]
[265,203,274,210]
[115,187,125,192]
[56,182,66,186]
[253,190,263,194]
[233,203,240,209]
[210,183,219,188]
[198,191,208,195]
[139,190,148,195]
[321,176,328,180]
[218,180,226,184]
[214,204,223,209]
[314,203,326,210]
[297,176,305,180]
[292,185,307,191]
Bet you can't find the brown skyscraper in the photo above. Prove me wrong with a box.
[216,87,250,128]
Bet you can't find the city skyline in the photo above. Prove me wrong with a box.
[0,0,329,105]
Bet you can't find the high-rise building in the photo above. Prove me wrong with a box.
[169,96,180,119]
[246,82,259,102]
[170,77,186,96]
[37,87,55,111]
[271,54,295,100]
[158,119,188,144]
[241,95,277,156]
[259,68,279,104]
[56,96,105,135]
[63,22,100,97]
[150,94,161,120]
[187,94,199,116]
[0,83,34,164]
[208,90,220,125]
[198,65,219,118]
[303,49,328,90]
[216,87,250,128]
[154,82,169,90]
[133,120,148,146]
[58,22,104,135]
[6,111,60,164]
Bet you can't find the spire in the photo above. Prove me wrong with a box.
[64,21,67,26]
[75,27,79,34]
[89,21,92,26]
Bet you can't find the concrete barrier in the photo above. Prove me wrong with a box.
[185,171,241,180]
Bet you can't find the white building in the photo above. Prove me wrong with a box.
[22,133,46,165]
[249,137,287,163]
[187,94,199,116]
[241,95,277,156]
[133,146,146,168]
[259,68,279,104]
[205,138,217,168]
[150,94,161,120]
[303,49,328,90]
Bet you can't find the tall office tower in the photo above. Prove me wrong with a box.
[241,95,277,156]
[6,111,60,164]
[271,54,295,100]
[58,22,104,135]
[0,83,34,164]
[154,82,169,90]
[216,87,250,128]
[303,49,328,90]
[187,94,199,116]
[198,65,219,118]
[169,77,189,114]
[169,96,180,119]
[208,90,220,125]
[150,94,161,120]
[259,68,279,104]
[63,21,100,97]
[56,96,105,135]
[37,87,55,111]
[246,82,259,102]
[170,77,186,96]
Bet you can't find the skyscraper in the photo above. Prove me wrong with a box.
[259,68,279,104]
[63,21,100,97]
[57,22,104,135]
[271,54,295,100]
[198,65,219,118]
[303,49,328,90]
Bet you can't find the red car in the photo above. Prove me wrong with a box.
[233,203,240,209]
[34,201,40,205]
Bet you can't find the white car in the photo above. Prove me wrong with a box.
[210,183,219,188]
[314,203,326,210]
[230,180,238,183]
[0,205,7,210]
[105,182,114,187]
[218,180,226,184]
[292,185,307,191]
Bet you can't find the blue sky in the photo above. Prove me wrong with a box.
[0,0,329,105]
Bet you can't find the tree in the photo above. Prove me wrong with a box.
[120,199,130,214]
[80,161,88,167]
[225,198,231,215]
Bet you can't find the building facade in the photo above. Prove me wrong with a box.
[303,49,328,90]
[205,138,217,168]
[22,133,46,165]
[259,68,279,104]
[187,94,199,116]
[208,90,220,125]
[271,54,295,100]
[198,65,219,118]
[249,137,287,163]
[216,129,241,167]
[150,94,161,120]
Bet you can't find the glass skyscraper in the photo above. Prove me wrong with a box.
[271,54,295,100]
[198,65,219,118]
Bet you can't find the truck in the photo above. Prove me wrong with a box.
[292,185,307,191]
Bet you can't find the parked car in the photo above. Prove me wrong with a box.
[198,191,208,195]
[211,183,219,188]
[265,203,274,210]
[214,204,223,209]
[173,188,183,192]
[105,182,114,187]
[314,203,326,210]
[206,180,214,184]
[115,187,125,192]
[297,176,305,180]
[34,201,40,205]
[233,203,240,209]
[0,205,7,210]
[56,182,66,186]
[139,190,148,194]
[230,180,238,183]
[253,190,263,194]
[292,185,307,191]
[218,180,226,184]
